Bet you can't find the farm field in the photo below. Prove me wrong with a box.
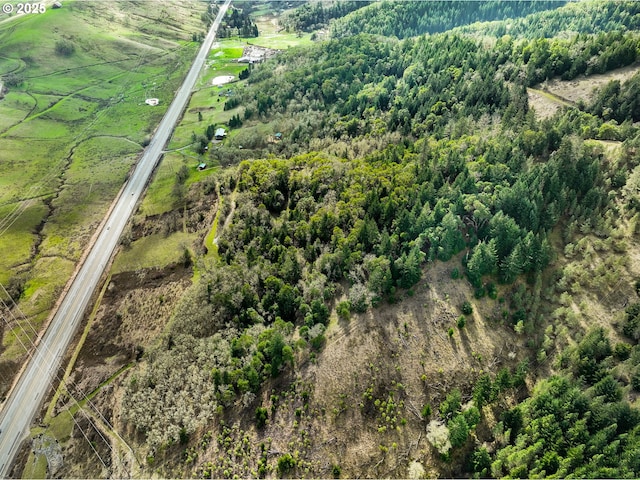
[0,0,209,394]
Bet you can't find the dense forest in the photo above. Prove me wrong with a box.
[329,0,565,39]
[457,0,640,38]
[219,6,259,38]
[281,0,369,33]
[116,0,640,470]
[227,27,639,155]
[62,0,640,477]
[125,125,639,447]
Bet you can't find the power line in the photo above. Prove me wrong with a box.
[0,305,111,475]
[0,281,140,476]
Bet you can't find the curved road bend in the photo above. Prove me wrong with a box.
[0,0,231,475]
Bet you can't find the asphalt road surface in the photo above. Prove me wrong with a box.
[0,0,231,475]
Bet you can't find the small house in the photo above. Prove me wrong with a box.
[274,132,283,140]
[214,128,227,140]
[52,1,62,8]
[198,163,207,171]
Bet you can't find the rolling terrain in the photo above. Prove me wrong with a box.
[0,0,209,400]
[3,0,640,478]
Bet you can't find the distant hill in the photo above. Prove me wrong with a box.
[456,0,640,38]
[282,0,371,33]
[330,0,565,39]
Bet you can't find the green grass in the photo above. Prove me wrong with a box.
[20,256,75,316]
[112,231,197,273]
[1,324,33,361]
[9,117,71,138]
[204,199,221,258]
[0,56,23,75]
[249,32,314,50]
[0,201,47,277]
[0,0,209,356]
[188,164,220,185]
[0,91,35,131]
[21,451,48,480]
[20,94,63,117]
[140,153,188,217]
[46,409,75,442]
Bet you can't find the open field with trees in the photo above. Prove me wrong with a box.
[0,0,210,397]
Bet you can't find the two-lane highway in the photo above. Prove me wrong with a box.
[0,0,231,475]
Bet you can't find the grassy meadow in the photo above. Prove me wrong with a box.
[0,0,208,373]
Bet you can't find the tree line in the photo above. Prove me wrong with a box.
[330,0,565,39]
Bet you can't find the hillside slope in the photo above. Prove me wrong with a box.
[11,1,640,478]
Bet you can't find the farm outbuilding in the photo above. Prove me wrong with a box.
[214,128,227,140]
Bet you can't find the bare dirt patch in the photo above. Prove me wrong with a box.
[212,75,235,86]
[55,254,526,478]
[238,44,280,63]
[300,259,525,477]
[529,63,640,120]
[65,265,191,402]
[544,63,640,104]
[527,88,561,120]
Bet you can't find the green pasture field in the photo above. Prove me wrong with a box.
[112,231,197,273]
[21,256,75,316]
[250,14,314,49]
[250,31,314,49]
[9,117,71,139]
[0,202,47,284]
[36,96,100,123]
[0,56,23,76]
[17,93,63,118]
[39,137,141,260]
[0,0,208,368]
[0,91,35,132]
[0,138,68,204]
[139,152,189,217]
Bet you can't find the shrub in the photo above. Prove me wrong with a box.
[348,283,371,313]
[448,414,469,448]
[631,369,640,392]
[332,464,341,478]
[421,403,432,419]
[461,301,473,315]
[623,303,640,341]
[614,342,631,360]
[457,316,466,329]
[593,375,622,402]
[55,39,75,56]
[255,407,268,429]
[179,427,189,445]
[277,454,296,475]
[487,282,497,299]
[439,389,461,419]
[472,447,491,476]
[4,72,24,87]
[337,300,350,321]
[463,405,480,428]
